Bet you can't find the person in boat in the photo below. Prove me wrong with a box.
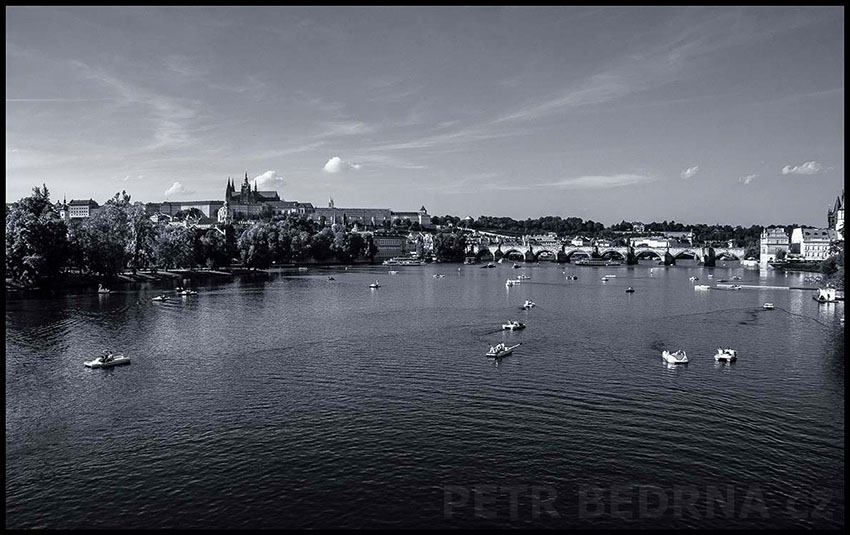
[101,349,113,363]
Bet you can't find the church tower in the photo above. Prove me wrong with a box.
[240,173,252,204]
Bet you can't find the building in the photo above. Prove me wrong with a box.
[391,206,433,228]
[309,198,393,227]
[631,222,645,233]
[371,233,410,260]
[790,227,838,261]
[67,199,100,219]
[571,236,592,247]
[827,188,844,240]
[222,174,282,221]
[759,227,790,268]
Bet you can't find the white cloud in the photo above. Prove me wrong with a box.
[680,166,700,179]
[323,156,361,173]
[252,170,286,191]
[164,181,194,197]
[739,174,758,185]
[781,161,822,175]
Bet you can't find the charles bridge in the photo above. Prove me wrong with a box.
[465,235,746,266]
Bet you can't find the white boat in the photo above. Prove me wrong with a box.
[298,267,308,271]
[714,348,737,361]
[433,274,445,278]
[763,302,775,309]
[388,270,398,275]
[179,289,198,296]
[707,274,714,279]
[601,276,609,282]
[813,288,837,303]
[694,285,710,291]
[151,295,168,301]
[84,352,131,368]
[566,275,577,280]
[501,320,526,330]
[521,300,536,309]
[486,343,521,358]
[369,280,381,289]
[625,287,635,293]
[512,263,521,269]
[604,274,617,278]
[505,279,515,287]
[327,276,335,281]
[662,349,688,364]
[689,276,699,281]
[517,274,531,280]
[399,259,421,266]
[497,258,504,264]
[730,284,742,290]
[383,258,401,265]
[97,284,110,294]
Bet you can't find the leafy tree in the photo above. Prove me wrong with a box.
[5,185,69,284]
[154,224,195,269]
[237,223,273,269]
[199,228,230,268]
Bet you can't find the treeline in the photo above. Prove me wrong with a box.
[5,187,378,285]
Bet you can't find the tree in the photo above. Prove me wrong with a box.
[237,223,273,269]
[79,191,133,277]
[126,204,158,273]
[154,224,194,270]
[199,229,229,268]
[5,185,69,284]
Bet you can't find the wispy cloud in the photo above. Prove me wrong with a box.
[71,60,202,151]
[542,174,658,190]
[6,98,115,103]
[781,161,823,175]
[739,174,758,185]
[680,166,700,179]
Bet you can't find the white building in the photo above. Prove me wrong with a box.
[790,227,838,261]
[759,227,790,268]
[67,199,100,219]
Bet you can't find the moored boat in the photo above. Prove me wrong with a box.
[84,351,131,368]
[152,294,168,301]
[763,302,775,309]
[662,349,688,364]
[486,342,521,358]
[625,287,635,293]
[813,288,837,303]
[369,280,381,288]
[521,299,536,309]
[689,276,699,281]
[694,285,710,291]
[501,320,526,330]
[714,348,737,361]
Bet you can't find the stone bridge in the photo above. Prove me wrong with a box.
[466,238,745,266]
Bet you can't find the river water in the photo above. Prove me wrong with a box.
[5,261,844,528]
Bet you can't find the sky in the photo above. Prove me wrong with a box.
[5,6,845,227]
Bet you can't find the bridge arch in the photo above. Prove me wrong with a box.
[715,251,742,261]
[672,249,704,261]
[634,248,665,260]
[598,249,627,260]
[501,249,526,260]
[532,248,559,261]
[474,248,495,261]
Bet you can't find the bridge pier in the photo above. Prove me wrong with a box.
[703,247,716,267]
[664,250,676,266]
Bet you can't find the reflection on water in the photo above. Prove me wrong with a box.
[5,263,844,529]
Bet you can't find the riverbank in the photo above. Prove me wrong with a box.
[5,269,236,293]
